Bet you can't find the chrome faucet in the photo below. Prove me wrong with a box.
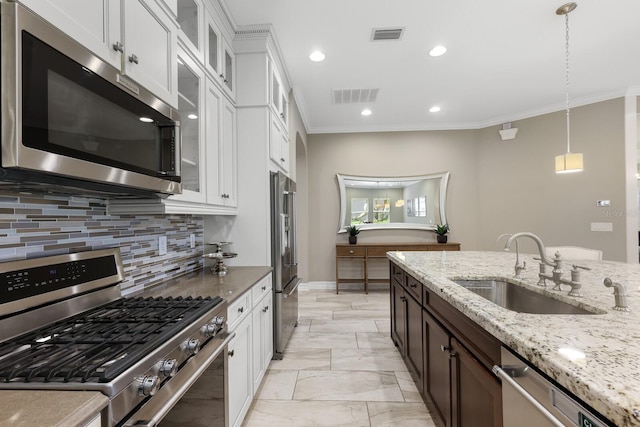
[603,278,630,312]
[497,234,525,278]
[503,232,588,297]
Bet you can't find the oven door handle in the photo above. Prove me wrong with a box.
[124,331,235,427]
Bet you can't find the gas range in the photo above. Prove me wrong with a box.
[0,249,231,426]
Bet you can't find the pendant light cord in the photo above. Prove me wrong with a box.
[564,11,571,153]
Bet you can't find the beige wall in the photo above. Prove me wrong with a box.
[477,98,626,260]
[306,98,627,282]
[307,130,480,282]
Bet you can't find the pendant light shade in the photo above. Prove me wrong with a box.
[554,2,584,174]
[555,152,583,173]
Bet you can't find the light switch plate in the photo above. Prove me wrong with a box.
[591,222,613,232]
[159,236,167,255]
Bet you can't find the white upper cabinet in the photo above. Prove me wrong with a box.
[204,11,236,101]
[205,79,237,209]
[19,0,120,67]
[176,0,205,62]
[20,0,178,107]
[171,46,207,204]
[269,60,288,129]
[120,0,178,107]
[269,114,289,173]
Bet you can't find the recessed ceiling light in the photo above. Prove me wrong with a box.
[187,113,198,120]
[429,106,441,113]
[139,117,154,123]
[361,109,372,116]
[309,51,326,62]
[429,45,447,57]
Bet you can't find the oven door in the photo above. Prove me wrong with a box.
[123,332,233,427]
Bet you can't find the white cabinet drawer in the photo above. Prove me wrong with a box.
[251,274,272,307]
[227,292,250,330]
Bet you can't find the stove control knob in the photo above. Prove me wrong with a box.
[159,359,178,378]
[138,375,160,397]
[201,316,225,337]
[183,338,200,355]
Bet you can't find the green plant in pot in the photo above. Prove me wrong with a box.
[435,223,449,244]
[345,225,360,244]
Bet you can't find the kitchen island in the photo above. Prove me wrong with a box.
[388,250,640,427]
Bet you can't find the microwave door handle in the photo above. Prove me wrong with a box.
[157,122,180,177]
[173,123,181,177]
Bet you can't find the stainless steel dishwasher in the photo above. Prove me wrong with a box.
[493,347,612,427]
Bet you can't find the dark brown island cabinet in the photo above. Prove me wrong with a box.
[390,262,503,427]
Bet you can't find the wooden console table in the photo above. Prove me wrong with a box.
[335,242,460,294]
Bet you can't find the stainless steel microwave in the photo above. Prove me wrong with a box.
[0,2,182,197]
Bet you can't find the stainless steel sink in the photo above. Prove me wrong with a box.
[451,279,601,315]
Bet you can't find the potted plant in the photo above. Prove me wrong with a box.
[345,225,360,244]
[435,224,449,244]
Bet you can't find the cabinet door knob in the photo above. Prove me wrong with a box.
[262,285,267,291]
[280,157,285,162]
[440,345,450,352]
[228,349,235,357]
[349,250,354,254]
[128,54,139,64]
[263,305,269,312]
[112,41,124,52]
[238,306,244,314]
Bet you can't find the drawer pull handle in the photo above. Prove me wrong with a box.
[228,349,235,357]
[440,345,450,352]
[410,283,417,288]
[263,305,269,313]
[262,286,267,291]
[238,307,244,314]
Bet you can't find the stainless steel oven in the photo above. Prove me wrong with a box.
[0,248,231,427]
[1,2,181,197]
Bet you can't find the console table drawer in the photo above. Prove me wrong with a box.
[337,246,366,257]
[368,245,428,257]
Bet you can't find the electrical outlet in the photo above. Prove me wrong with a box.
[190,234,196,249]
[591,222,613,232]
[159,236,167,255]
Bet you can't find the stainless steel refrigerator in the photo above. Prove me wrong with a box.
[270,171,301,360]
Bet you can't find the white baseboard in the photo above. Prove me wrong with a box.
[301,281,390,292]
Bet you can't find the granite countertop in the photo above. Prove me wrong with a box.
[127,266,273,303]
[0,266,271,427]
[387,250,640,427]
[0,391,108,426]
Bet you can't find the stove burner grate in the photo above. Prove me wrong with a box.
[0,295,222,384]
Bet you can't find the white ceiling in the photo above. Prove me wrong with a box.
[222,0,640,134]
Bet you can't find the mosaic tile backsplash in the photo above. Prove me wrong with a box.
[0,192,204,293]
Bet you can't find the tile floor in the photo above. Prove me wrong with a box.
[241,288,437,427]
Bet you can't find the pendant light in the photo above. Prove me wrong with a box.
[554,2,584,174]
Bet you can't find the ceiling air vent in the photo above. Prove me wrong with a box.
[371,27,404,41]
[333,88,379,104]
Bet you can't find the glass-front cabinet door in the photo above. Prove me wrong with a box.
[173,47,206,203]
[221,38,235,99]
[205,12,220,77]
[176,0,203,61]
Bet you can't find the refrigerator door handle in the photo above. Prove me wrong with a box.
[284,190,298,267]
[284,277,302,298]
